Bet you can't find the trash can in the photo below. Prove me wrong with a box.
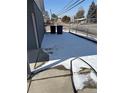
[57,25,63,34]
[50,26,56,34]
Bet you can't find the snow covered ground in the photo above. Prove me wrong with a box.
[33,32,97,91]
[72,58,97,90]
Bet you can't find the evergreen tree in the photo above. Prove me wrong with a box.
[87,1,97,23]
[51,13,58,22]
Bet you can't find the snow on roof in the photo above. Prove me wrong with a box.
[75,18,86,21]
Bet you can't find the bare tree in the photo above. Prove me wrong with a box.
[61,15,71,23]
[75,8,85,19]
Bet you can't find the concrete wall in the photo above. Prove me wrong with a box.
[27,0,45,50]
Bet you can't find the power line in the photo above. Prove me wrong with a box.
[57,0,86,16]
[57,0,82,15]
[56,0,75,14]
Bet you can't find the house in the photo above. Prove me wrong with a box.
[27,0,49,78]
[27,0,46,50]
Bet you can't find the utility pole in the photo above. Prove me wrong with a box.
[50,9,52,20]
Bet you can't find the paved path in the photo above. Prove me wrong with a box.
[28,32,97,93]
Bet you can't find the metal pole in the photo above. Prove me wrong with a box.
[87,29,88,37]
[69,22,71,32]
[76,21,78,33]
[27,58,31,79]
[50,9,52,20]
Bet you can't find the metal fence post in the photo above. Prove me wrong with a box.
[76,22,78,33]
[86,28,88,37]
[69,22,71,32]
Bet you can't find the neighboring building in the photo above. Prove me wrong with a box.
[43,11,50,23]
[70,16,75,23]
[57,18,62,23]
[87,1,97,23]
[75,18,87,24]
[27,0,45,50]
